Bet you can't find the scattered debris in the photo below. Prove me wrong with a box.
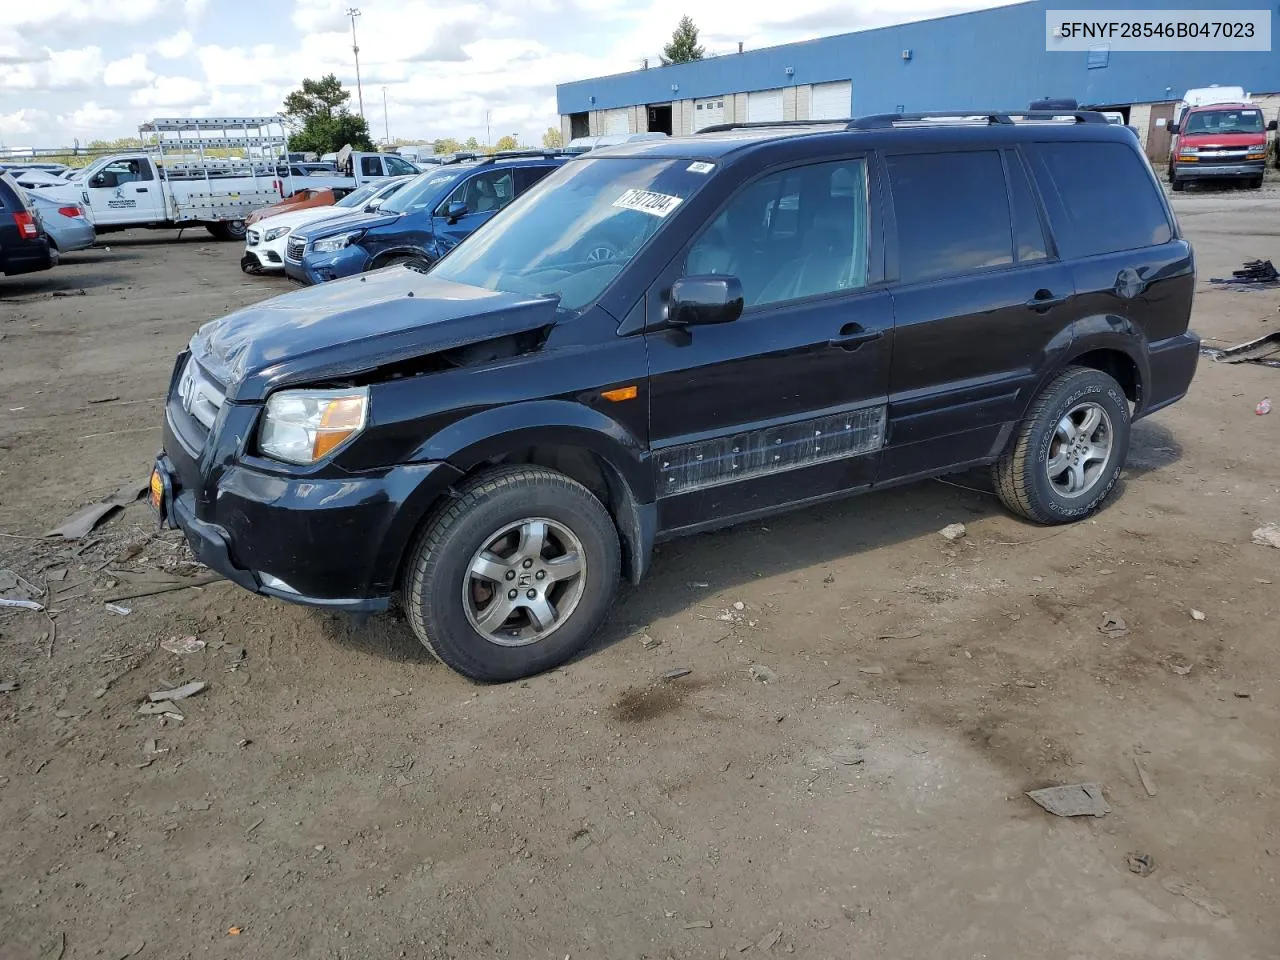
[138,701,182,719]
[87,395,120,404]
[1134,759,1157,798]
[660,667,692,681]
[44,483,147,540]
[1170,662,1193,676]
[1257,397,1273,414]
[0,598,44,611]
[748,664,778,684]
[732,601,745,611]
[105,574,225,603]
[1160,875,1228,918]
[1098,614,1129,638]
[1126,852,1156,877]
[829,748,865,766]
[0,680,18,693]
[757,928,783,951]
[227,927,243,936]
[161,636,206,655]
[1190,609,1206,622]
[1026,783,1110,818]
[859,665,885,676]
[237,738,252,748]
[1234,691,1252,699]
[115,542,145,563]
[246,818,264,834]
[1251,524,1280,549]
[1014,679,1039,688]
[105,603,132,616]
[148,680,207,702]
[687,581,709,588]
[1208,258,1280,286]
[938,522,967,542]
[638,634,661,650]
[683,920,713,929]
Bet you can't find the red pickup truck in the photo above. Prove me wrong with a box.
[1168,102,1276,191]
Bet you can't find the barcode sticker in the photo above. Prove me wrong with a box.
[613,188,683,217]
[687,161,714,173]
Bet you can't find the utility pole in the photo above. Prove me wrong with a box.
[382,86,389,144]
[485,109,491,149]
[346,7,365,120]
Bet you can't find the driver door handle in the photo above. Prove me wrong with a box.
[1026,289,1069,310]
[136,187,149,192]
[829,323,883,351]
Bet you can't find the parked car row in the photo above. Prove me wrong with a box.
[0,171,95,278]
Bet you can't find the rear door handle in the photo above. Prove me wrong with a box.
[1026,289,1068,310]
[136,187,149,193]
[829,323,883,350]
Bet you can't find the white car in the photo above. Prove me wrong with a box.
[241,176,413,274]
[7,168,69,190]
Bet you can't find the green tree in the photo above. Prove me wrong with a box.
[661,16,704,65]
[463,136,481,152]
[492,134,519,153]
[542,126,563,149]
[433,137,463,155]
[282,74,372,154]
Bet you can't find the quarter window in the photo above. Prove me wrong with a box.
[1028,141,1173,257]
[887,150,1012,283]
[685,158,870,308]
[1006,150,1049,263]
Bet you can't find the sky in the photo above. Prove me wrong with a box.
[0,0,1007,150]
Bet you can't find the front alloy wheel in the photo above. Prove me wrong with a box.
[403,465,621,682]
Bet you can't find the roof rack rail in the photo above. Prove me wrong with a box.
[694,119,850,135]
[440,149,576,166]
[848,110,1109,129]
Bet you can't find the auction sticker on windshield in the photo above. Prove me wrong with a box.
[613,188,683,217]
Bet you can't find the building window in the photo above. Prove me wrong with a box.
[1087,44,1110,69]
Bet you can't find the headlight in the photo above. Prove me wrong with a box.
[311,231,362,254]
[259,388,369,464]
[263,225,291,242]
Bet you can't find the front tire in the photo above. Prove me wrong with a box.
[403,465,621,682]
[1171,177,1186,192]
[993,366,1131,525]
[374,254,432,273]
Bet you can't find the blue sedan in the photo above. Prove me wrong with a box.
[29,191,95,253]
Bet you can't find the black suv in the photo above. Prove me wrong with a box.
[0,172,55,276]
[151,111,1199,682]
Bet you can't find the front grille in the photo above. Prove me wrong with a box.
[245,228,260,246]
[1192,147,1251,165]
[168,355,226,453]
[286,236,306,263]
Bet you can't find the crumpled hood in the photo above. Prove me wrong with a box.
[190,266,559,401]
[295,209,399,241]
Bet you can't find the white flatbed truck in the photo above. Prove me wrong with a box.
[43,117,294,241]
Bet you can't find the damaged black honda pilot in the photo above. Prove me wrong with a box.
[152,110,1199,682]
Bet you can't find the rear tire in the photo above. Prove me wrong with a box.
[1171,177,1186,192]
[402,465,621,683]
[206,220,247,242]
[993,366,1131,525]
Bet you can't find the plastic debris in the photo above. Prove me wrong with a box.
[1257,398,1272,415]
[1190,609,1206,622]
[138,701,182,719]
[1098,613,1129,637]
[1026,783,1109,818]
[161,636,206,655]
[938,523,967,541]
[660,668,692,681]
[0,598,44,612]
[1251,524,1280,549]
[44,483,147,540]
[1126,852,1155,877]
[1134,759,1157,797]
[148,681,207,702]
[105,604,132,616]
[0,680,19,693]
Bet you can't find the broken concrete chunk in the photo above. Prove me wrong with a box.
[938,523,967,542]
[1026,783,1109,817]
[139,701,182,719]
[1250,524,1280,549]
[1098,614,1129,637]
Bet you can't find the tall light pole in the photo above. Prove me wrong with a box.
[485,109,491,149]
[382,86,389,144]
[346,7,365,120]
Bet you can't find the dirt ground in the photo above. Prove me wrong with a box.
[2,185,1279,960]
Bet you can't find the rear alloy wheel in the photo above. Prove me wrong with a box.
[403,465,620,682]
[207,220,247,241]
[993,366,1131,525]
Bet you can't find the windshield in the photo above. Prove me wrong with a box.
[431,157,709,311]
[335,183,380,208]
[1184,108,1264,134]
[381,169,465,214]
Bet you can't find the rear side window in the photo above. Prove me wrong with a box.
[361,156,382,177]
[516,165,556,193]
[1028,141,1173,257]
[1005,150,1049,263]
[887,150,1013,283]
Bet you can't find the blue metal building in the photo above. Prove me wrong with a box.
[555,0,1278,158]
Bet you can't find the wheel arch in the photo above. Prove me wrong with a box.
[400,401,655,587]
[368,246,434,270]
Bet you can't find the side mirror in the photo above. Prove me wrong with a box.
[1268,120,1278,132]
[668,276,745,327]
[445,200,469,223]
[366,198,384,211]
[1168,122,1180,135]
[90,172,116,188]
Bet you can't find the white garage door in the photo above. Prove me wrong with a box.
[603,108,630,135]
[693,97,725,131]
[748,88,784,123]
[810,81,852,120]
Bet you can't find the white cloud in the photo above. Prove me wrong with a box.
[66,101,124,131]
[104,53,154,88]
[155,30,195,59]
[130,75,207,108]
[9,1,163,32]
[196,44,289,87]
[0,109,51,139]
[184,0,210,18]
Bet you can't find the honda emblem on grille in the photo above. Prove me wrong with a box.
[177,370,197,413]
